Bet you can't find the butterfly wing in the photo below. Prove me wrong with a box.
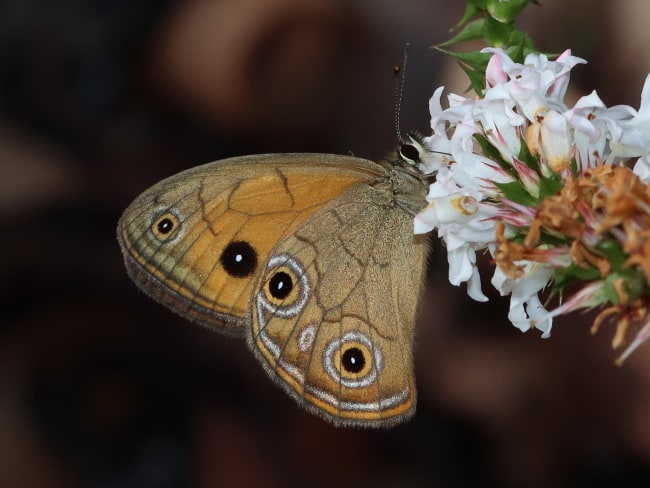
[249,176,429,427]
[117,153,382,335]
[118,153,429,426]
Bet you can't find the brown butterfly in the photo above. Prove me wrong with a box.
[117,137,430,427]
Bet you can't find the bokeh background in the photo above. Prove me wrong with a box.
[4,0,650,486]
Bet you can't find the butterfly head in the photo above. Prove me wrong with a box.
[383,131,431,180]
[398,132,427,166]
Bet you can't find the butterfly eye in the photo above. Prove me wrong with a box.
[399,142,420,164]
[150,210,182,242]
[257,254,310,318]
[324,331,383,388]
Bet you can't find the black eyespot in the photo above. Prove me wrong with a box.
[400,143,420,163]
[269,271,293,299]
[157,217,174,234]
[323,332,380,387]
[220,241,258,278]
[341,347,365,373]
[151,211,181,242]
[257,255,309,317]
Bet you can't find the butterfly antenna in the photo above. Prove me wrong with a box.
[394,42,411,143]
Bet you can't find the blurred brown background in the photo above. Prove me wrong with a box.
[3,0,650,487]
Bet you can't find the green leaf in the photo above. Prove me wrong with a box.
[553,263,601,289]
[510,30,539,53]
[537,172,563,200]
[437,18,484,47]
[603,273,625,304]
[459,62,487,95]
[624,270,649,303]
[454,4,481,29]
[538,229,568,248]
[496,180,538,206]
[473,134,512,170]
[435,47,491,67]
[517,139,540,171]
[434,48,491,92]
[506,34,531,63]
[596,239,628,271]
[487,0,530,23]
[596,236,650,302]
[483,12,514,47]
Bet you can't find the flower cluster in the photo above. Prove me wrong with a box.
[415,48,650,362]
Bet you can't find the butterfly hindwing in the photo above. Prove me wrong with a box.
[249,179,428,426]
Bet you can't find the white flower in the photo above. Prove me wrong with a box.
[416,47,650,350]
[633,156,650,182]
[491,263,554,337]
[532,281,607,335]
[483,48,586,121]
[564,91,611,170]
[528,110,572,174]
[610,73,650,160]
[474,87,524,162]
[414,170,500,301]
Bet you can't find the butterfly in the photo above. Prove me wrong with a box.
[117,136,431,427]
